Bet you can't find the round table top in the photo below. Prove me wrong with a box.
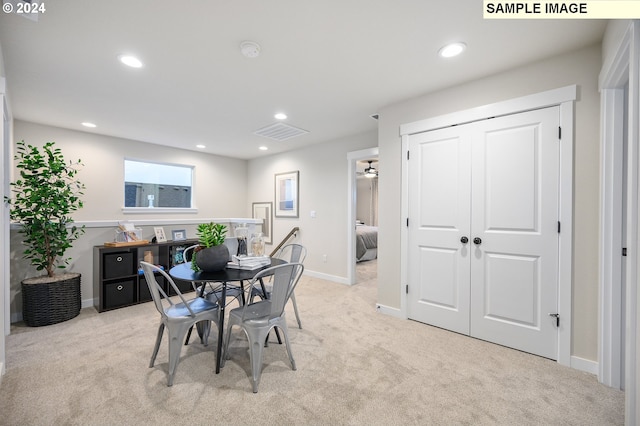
[169,258,285,283]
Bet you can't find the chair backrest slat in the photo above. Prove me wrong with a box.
[274,244,307,264]
[140,261,196,317]
[245,262,303,320]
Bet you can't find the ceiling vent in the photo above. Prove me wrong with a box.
[254,122,309,141]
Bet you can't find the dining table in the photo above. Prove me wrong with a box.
[169,257,285,373]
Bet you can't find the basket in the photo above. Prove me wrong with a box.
[21,273,81,327]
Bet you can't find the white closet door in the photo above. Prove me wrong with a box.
[407,126,472,335]
[406,106,560,360]
[470,107,559,359]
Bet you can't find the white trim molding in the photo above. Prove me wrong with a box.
[303,269,349,286]
[598,23,640,425]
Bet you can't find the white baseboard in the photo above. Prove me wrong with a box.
[0,361,4,384]
[375,303,403,319]
[571,355,599,375]
[303,270,349,285]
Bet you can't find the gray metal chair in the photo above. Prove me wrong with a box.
[250,244,306,328]
[140,261,220,386]
[222,262,304,393]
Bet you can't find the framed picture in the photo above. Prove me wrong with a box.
[154,227,167,243]
[172,229,187,241]
[275,171,299,218]
[252,202,273,244]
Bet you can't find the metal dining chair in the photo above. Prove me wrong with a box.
[140,261,220,386]
[222,262,304,393]
[250,243,306,328]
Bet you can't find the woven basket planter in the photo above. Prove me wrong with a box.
[21,272,81,327]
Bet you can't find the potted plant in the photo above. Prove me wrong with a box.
[191,222,229,272]
[5,140,85,326]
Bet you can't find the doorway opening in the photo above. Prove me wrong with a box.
[347,147,378,286]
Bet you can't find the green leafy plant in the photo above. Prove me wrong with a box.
[195,222,227,247]
[5,140,85,277]
[191,222,227,271]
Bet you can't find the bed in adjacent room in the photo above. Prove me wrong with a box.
[356,224,378,262]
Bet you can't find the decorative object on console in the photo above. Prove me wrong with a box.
[172,229,186,241]
[234,223,249,256]
[154,227,167,243]
[191,222,229,272]
[250,232,265,256]
[5,140,85,326]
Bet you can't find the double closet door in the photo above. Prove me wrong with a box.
[407,107,560,360]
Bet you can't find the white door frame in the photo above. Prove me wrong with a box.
[1,77,10,378]
[400,85,576,367]
[347,147,379,285]
[599,20,640,422]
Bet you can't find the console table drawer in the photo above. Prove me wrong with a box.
[103,252,134,279]
[104,280,135,309]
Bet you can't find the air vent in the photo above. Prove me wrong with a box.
[254,123,309,141]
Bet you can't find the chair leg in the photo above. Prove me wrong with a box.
[290,292,302,329]
[246,328,270,393]
[166,323,192,387]
[221,318,237,367]
[150,323,165,368]
[279,323,297,371]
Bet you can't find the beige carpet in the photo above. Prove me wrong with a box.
[0,260,624,425]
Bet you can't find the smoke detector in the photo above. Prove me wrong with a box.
[240,41,261,58]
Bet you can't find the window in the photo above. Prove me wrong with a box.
[124,159,193,209]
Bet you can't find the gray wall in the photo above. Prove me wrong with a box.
[377,43,602,361]
[8,120,249,318]
[247,131,377,280]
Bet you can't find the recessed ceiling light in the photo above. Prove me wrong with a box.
[438,42,466,58]
[81,122,97,128]
[274,113,287,120]
[118,54,143,68]
[196,144,206,149]
[259,146,268,151]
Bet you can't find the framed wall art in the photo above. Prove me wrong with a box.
[275,171,299,218]
[252,201,273,244]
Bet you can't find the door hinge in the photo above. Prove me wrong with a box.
[558,126,562,140]
[406,218,409,227]
[407,150,410,160]
[549,313,560,327]
[557,221,561,233]
[623,247,627,257]
[406,284,409,294]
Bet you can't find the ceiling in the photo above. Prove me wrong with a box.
[0,1,607,160]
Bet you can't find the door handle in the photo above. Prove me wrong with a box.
[473,237,482,245]
[460,236,469,244]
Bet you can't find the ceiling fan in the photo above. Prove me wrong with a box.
[361,160,378,178]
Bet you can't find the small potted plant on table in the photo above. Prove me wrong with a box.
[5,140,85,326]
[191,222,229,272]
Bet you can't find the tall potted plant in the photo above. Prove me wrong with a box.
[191,222,229,272]
[6,140,85,326]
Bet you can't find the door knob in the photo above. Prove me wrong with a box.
[473,237,482,245]
[460,236,469,244]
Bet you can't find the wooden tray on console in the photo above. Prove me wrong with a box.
[104,240,150,247]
